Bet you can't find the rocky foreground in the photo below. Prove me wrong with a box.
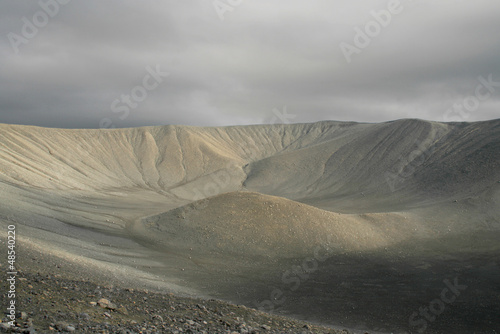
[0,270,351,334]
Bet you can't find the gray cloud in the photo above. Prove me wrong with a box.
[0,0,499,128]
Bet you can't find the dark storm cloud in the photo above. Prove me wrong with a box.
[0,0,499,128]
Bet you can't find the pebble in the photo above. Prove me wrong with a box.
[98,298,117,310]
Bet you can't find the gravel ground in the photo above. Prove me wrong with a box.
[0,270,352,334]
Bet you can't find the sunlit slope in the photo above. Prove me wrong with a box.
[0,122,358,193]
[0,119,498,207]
[140,191,420,259]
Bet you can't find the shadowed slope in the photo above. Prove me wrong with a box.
[244,119,500,210]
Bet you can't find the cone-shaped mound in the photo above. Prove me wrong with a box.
[141,191,405,259]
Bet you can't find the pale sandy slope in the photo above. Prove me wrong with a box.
[0,119,499,333]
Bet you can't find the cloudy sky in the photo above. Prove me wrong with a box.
[1,0,499,128]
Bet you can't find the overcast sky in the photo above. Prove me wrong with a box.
[1,0,499,128]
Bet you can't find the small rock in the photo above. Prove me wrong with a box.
[89,302,97,306]
[97,298,110,307]
[106,302,117,310]
[65,325,76,332]
[97,298,116,310]
[103,312,111,318]
[261,324,271,330]
[152,315,163,322]
[117,307,129,315]
[55,322,68,331]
